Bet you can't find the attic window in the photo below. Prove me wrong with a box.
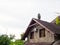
[39,28,45,37]
[30,32,34,39]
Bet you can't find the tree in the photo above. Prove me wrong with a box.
[56,17,60,25]
[0,34,14,45]
[9,33,24,45]
[20,33,24,39]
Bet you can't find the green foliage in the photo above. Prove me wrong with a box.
[56,17,60,25]
[0,34,24,45]
[0,34,14,45]
[9,41,15,45]
[15,39,24,45]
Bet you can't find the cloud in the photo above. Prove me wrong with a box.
[0,0,60,39]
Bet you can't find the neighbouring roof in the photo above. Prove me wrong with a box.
[21,18,60,40]
[51,16,60,23]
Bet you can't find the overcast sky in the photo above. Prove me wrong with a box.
[0,0,60,39]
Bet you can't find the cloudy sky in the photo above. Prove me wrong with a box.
[0,0,60,39]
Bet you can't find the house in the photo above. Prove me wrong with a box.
[21,14,60,45]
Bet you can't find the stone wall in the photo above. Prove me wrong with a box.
[27,25,54,43]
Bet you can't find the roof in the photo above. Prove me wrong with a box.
[53,40,60,45]
[21,18,60,40]
[35,18,60,34]
[25,42,51,45]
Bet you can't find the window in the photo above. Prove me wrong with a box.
[39,28,45,37]
[30,32,34,39]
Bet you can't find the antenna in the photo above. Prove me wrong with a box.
[38,13,41,19]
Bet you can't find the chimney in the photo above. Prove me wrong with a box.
[38,13,41,19]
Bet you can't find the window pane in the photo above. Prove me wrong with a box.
[39,28,45,37]
[30,32,34,39]
[39,29,41,37]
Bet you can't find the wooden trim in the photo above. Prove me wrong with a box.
[28,23,38,27]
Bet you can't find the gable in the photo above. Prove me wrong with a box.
[21,18,37,40]
[21,18,43,40]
